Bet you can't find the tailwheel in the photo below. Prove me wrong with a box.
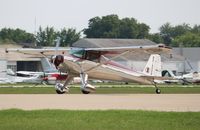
[153,81,161,94]
[81,89,90,94]
[155,88,161,94]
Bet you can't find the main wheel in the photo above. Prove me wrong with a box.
[155,88,161,94]
[81,89,90,94]
[56,89,66,94]
[55,83,67,94]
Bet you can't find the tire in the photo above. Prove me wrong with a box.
[56,89,65,94]
[81,89,90,94]
[156,89,161,94]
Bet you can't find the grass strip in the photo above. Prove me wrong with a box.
[0,85,200,94]
[0,109,199,130]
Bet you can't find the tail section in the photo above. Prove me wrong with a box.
[143,54,161,76]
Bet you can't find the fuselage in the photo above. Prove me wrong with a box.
[58,55,153,84]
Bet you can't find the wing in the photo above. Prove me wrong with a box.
[83,44,171,52]
[5,48,70,57]
[69,44,171,61]
[6,44,171,58]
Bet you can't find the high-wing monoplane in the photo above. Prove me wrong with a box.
[6,39,171,94]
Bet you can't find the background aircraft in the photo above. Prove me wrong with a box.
[5,69,68,85]
[162,70,200,84]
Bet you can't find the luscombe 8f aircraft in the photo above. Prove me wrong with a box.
[6,40,171,94]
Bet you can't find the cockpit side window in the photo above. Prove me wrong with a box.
[162,70,172,77]
[85,51,101,62]
[70,49,102,62]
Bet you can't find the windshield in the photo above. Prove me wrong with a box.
[69,49,86,58]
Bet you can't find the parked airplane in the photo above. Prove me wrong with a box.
[162,70,200,84]
[0,78,14,84]
[182,72,200,84]
[6,69,44,84]
[7,69,68,85]
[6,40,171,94]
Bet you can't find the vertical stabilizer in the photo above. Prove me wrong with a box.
[143,54,161,76]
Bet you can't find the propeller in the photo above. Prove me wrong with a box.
[53,55,64,69]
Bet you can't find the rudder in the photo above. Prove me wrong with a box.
[143,54,161,76]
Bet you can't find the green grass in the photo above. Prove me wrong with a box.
[0,109,199,130]
[0,84,200,94]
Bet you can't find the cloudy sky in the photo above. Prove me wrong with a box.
[0,0,199,34]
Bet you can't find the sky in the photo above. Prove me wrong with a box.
[0,0,199,34]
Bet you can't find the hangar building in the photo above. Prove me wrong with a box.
[0,44,53,78]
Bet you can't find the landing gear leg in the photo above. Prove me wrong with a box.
[80,73,95,94]
[154,82,161,94]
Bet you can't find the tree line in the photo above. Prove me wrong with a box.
[0,14,200,47]
[0,27,80,47]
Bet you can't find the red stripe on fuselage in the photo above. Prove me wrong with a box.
[51,74,68,80]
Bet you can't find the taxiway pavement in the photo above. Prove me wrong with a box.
[0,94,200,112]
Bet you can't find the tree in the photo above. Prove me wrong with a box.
[36,26,80,47]
[159,23,173,45]
[0,28,35,44]
[172,23,191,38]
[36,27,46,46]
[148,33,164,43]
[84,14,120,38]
[159,23,192,45]
[58,28,80,47]
[36,26,57,47]
[191,25,200,34]
[137,23,150,38]
[172,32,200,47]
[119,18,138,38]
[84,16,102,38]
[84,14,150,39]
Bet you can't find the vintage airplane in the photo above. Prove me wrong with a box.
[6,40,171,94]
